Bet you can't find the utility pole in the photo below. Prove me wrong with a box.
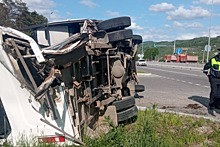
[202,50,205,63]
[206,0,214,62]
[173,40,176,54]
[142,42,143,55]
[140,42,143,60]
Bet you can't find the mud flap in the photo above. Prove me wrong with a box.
[104,105,118,126]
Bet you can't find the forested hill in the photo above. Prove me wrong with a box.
[139,36,220,62]
[145,36,220,49]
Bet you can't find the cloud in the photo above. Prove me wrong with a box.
[176,33,200,40]
[129,18,143,30]
[164,24,171,28]
[143,33,172,41]
[141,23,219,41]
[141,28,174,41]
[66,11,73,17]
[23,0,61,21]
[80,0,97,8]
[173,21,203,28]
[176,25,220,40]
[105,10,120,17]
[198,0,220,5]
[173,21,182,27]
[167,6,211,20]
[201,26,220,37]
[24,0,55,10]
[129,21,143,30]
[149,2,175,12]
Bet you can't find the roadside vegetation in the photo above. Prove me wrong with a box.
[84,108,220,147]
[3,108,220,146]
[137,70,145,73]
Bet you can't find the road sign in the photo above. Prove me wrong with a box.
[137,54,144,58]
[204,45,211,51]
[176,48,182,54]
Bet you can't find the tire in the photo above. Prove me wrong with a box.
[97,16,131,32]
[135,85,145,92]
[112,96,135,111]
[132,35,142,44]
[107,29,133,42]
[117,105,138,122]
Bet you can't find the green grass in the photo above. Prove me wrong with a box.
[4,109,220,146]
[137,70,145,73]
[83,109,220,147]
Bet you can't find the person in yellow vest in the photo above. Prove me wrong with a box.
[203,48,220,110]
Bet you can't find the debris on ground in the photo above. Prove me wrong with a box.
[161,106,176,109]
[184,104,202,109]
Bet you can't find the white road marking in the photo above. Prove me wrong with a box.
[138,68,209,88]
[162,76,208,88]
[137,73,152,76]
[139,66,204,77]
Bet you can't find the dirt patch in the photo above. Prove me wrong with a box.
[184,103,202,109]
[86,118,113,139]
[161,106,176,109]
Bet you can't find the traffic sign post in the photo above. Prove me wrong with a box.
[176,48,182,55]
[137,54,144,59]
[204,45,211,62]
[204,45,211,52]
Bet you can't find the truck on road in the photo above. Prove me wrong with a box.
[178,54,198,63]
[164,54,198,63]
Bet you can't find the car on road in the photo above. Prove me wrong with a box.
[137,59,147,66]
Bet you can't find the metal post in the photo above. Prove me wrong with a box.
[173,40,176,54]
[206,0,213,62]
[142,32,144,59]
[141,32,144,59]
[202,50,205,63]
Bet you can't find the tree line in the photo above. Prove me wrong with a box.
[0,0,47,29]
[139,36,220,61]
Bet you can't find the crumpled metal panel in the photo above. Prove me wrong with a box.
[0,26,45,63]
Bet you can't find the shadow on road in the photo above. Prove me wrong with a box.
[188,96,209,108]
[188,96,220,116]
[134,93,144,99]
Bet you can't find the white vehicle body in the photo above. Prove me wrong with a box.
[0,63,76,144]
[0,17,144,146]
[0,27,82,145]
[137,59,147,66]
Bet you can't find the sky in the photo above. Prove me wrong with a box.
[19,0,220,41]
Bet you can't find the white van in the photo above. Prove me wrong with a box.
[137,59,147,66]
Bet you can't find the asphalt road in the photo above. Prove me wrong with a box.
[135,62,220,119]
